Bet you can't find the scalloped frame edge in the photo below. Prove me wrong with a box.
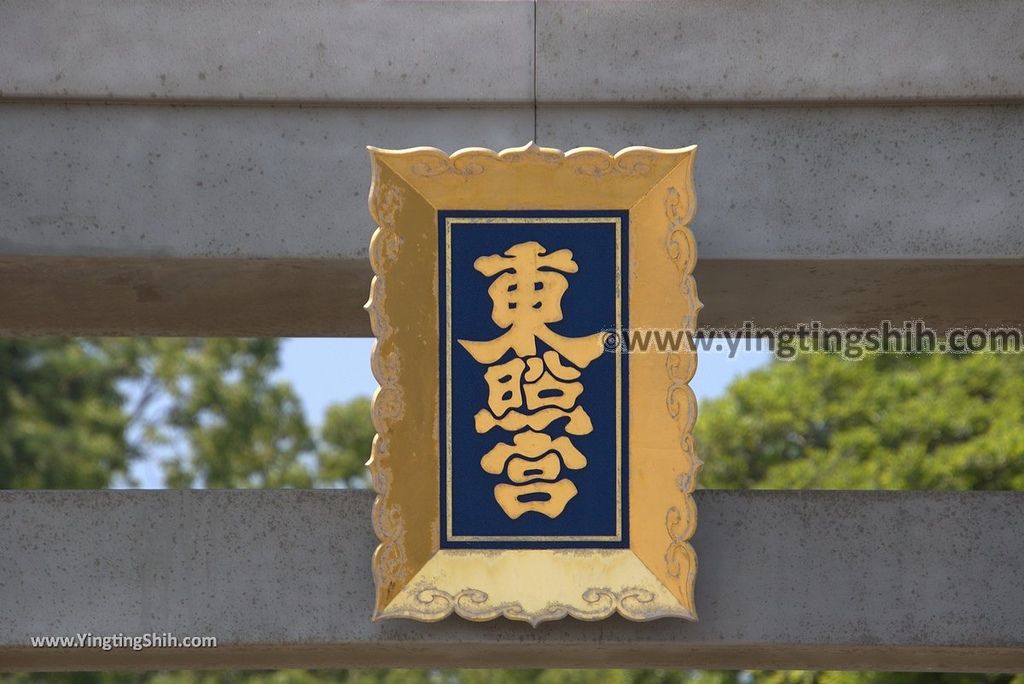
[365,142,701,626]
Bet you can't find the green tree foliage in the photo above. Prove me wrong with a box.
[0,338,369,490]
[6,341,1024,684]
[11,670,1021,684]
[142,671,696,684]
[148,338,315,488]
[696,353,1024,491]
[694,352,1024,684]
[318,396,374,487]
[728,673,1024,684]
[0,339,139,488]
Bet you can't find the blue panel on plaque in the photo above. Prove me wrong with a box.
[439,210,629,549]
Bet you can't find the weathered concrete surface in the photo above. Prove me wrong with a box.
[694,259,1024,332]
[0,103,533,258]
[538,105,1024,259]
[4,104,1024,260]
[6,0,1024,105]
[6,101,1024,333]
[4,103,1024,334]
[537,0,1024,103]
[0,0,534,103]
[0,257,371,336]
[5,257,1024,336]
[1,490,1022,671]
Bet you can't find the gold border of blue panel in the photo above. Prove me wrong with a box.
[366,143,700,626]
[439,211,628,547]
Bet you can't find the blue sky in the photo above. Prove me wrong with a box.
[277,338,772,427]
[130,338,772,487]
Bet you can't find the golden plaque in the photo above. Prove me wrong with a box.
[366,142,700,625]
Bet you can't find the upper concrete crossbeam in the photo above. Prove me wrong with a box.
[3,1,1024,334]
[2,490,1023,672]
[0,0,535,104]
[2,0,1024,104]
[537,0,1024,104]
[8,103,1024,261]
[2,103,1023,334]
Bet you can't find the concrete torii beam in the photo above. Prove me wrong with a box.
[2,0,1024,335]
[2,490,1023,672]
[3,0,1024,674]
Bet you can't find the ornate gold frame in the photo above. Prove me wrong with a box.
[366,143,700,626]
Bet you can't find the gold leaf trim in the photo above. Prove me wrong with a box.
[663,175,703,610]
[371,141,695,182]
[383,584,688,628]
[365,155,408,615]
[365,142,700,625]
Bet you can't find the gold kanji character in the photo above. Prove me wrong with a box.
[494,480,578,519]
[480,425,589,520]
[458,241,604,368]
[474,352,592,434]
[457,240,605,521]
[480,430,587,475]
